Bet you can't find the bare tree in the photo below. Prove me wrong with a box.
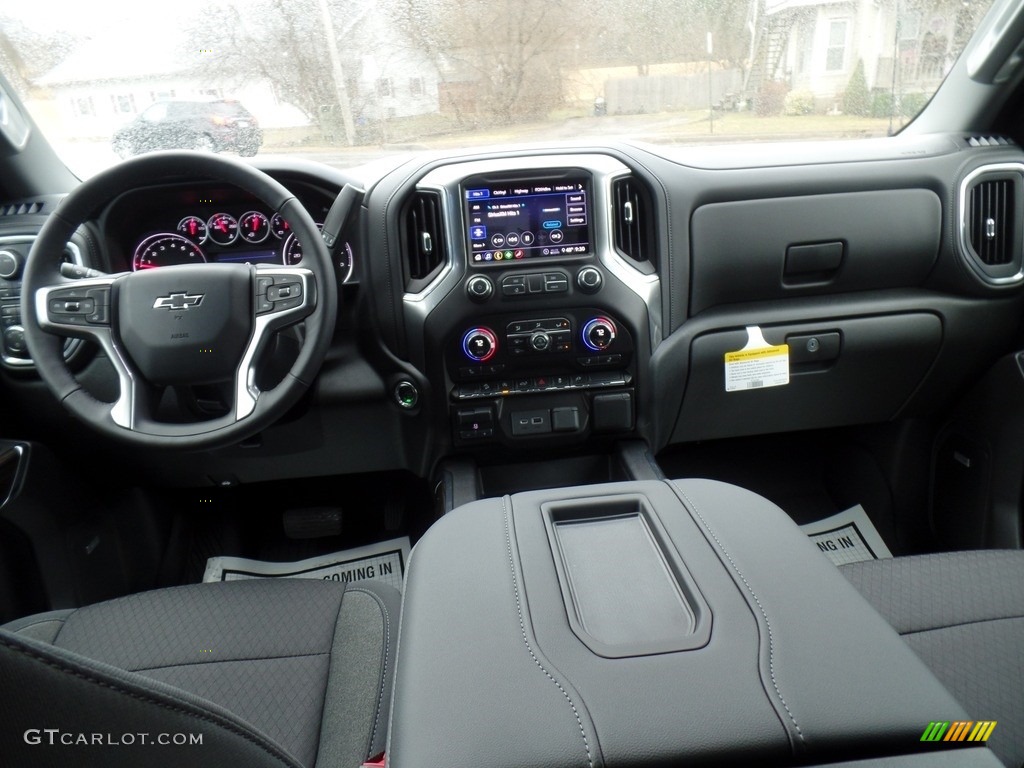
[386,0,578,123]
[190,0,370,137]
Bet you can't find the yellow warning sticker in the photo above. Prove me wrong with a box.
[724,327,790,392]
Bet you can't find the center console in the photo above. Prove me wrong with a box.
[388,479,993,768]
[401,154,658,453]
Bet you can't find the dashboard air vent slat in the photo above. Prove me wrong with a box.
[967,136,1014,148]
[401,190,445,290]
[0,201,43,217]
[612,176,655,272]
[969,179,1014,266]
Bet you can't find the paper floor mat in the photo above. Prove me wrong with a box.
[202,536,410,592]
[799,505,892,566]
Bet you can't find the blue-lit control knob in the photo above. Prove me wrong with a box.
[582,317,616,352]
[462,327,498,362]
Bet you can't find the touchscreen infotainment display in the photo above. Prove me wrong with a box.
[463,174,592,263]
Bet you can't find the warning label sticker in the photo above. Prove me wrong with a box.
[724,326,789,392]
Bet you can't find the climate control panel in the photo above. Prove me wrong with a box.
[446,307,635,445]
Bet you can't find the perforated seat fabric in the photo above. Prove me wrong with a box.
[0,578,400,768]
[841,551,1024,768]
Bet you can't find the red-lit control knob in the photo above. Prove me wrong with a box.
[582,317,616,352]
[462,327,498,362]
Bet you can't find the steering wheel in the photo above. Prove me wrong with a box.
[20,151,338,450]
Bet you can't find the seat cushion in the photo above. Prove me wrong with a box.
[841,551,1024,768]
[1,578,400,768]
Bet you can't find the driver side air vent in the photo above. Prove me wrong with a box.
[960,167,1024,285]
[400,190,446,291]
[612,176,656,273]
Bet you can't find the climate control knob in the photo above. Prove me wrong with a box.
[582,317,617,352]
[462,327,498,362]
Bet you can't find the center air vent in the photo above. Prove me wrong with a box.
[400,190,446,291]
[612,176,656,273]
[960,166,1024,285]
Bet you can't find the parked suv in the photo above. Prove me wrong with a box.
[111,99,262,158]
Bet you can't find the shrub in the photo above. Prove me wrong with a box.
[755,81,789,117]
[871,90,893,119]
[900,92,930,117]
[783,89,815,115]
[842,59,870,116]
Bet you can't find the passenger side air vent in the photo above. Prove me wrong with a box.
[960,166,1024,284]
[0,201,43,217]
[612,176,656,273]
[400,190,446,291]
[969,179,1014,265]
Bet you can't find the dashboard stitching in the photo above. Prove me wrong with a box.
[671,481,807,748]
[502,496,594,768]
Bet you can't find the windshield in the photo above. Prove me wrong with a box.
[0,0,996,178]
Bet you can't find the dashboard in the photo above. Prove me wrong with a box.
[3,138,1024,488]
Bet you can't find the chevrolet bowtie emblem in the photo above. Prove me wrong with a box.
[153,292,204,310]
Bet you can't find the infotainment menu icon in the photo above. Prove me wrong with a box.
[463,174,592,264]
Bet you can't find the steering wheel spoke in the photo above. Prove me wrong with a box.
[35,275,117,337]
[236,265,317,420]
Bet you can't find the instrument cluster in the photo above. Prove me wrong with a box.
[127,199,354,283]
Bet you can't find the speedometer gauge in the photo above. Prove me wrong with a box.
[282,227,354,283]
[281,223,323,266]
[132,233,207,271]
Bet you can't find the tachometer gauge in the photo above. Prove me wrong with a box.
[270,212,291,239]
[239,210,270,244]
[132,233,207,271]
[281,224,323,266]
[207,212,239,246]
[177,215,207,243]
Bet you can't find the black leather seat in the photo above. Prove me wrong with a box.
[0,577,399,768]
[841,551,1024,768]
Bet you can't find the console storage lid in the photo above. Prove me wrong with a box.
[388,479,967,767]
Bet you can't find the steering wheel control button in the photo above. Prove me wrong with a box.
[462,327,497,362]
[466,275,494,302]
[582,316,617,352]
[577,266,603,293]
